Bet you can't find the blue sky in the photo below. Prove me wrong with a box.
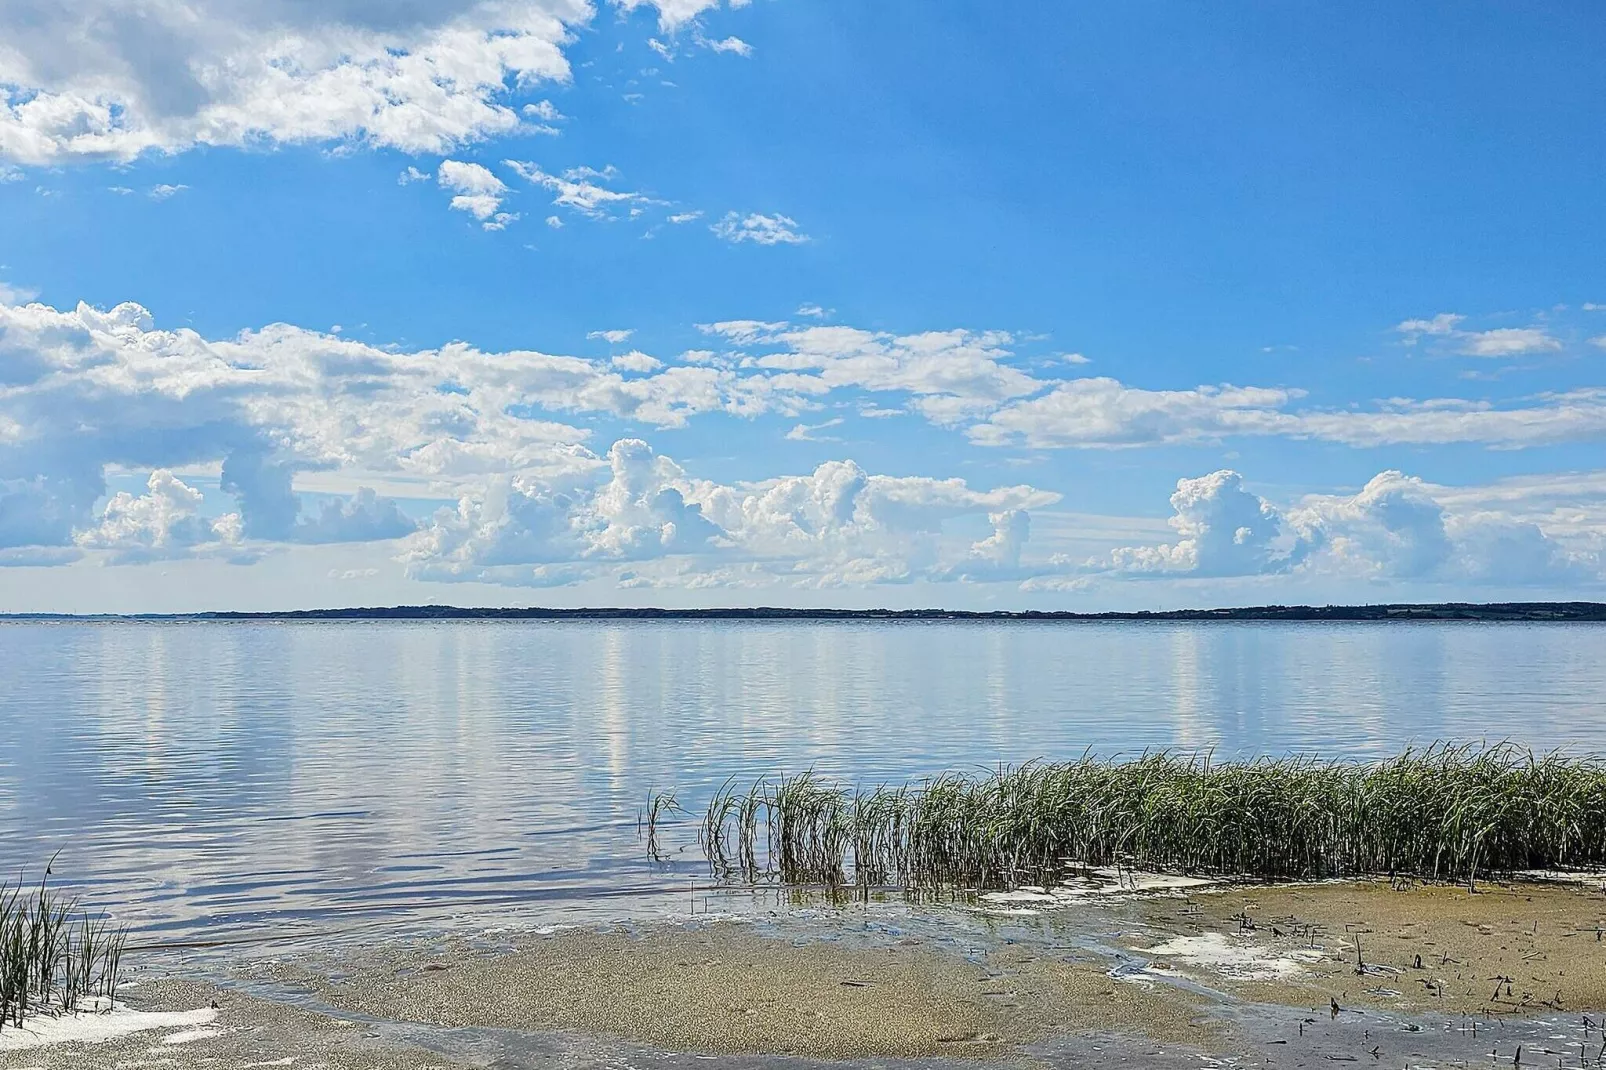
[1,0,1604,611]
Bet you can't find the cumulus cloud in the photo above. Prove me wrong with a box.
[74,469,242,563]
[10,294,1606,582]
[0,0,592,165]
[1097,468,1594,589]
[402,438,1060,588]
[711,211,808,245]
[438,159,516,229]
[1287,472,1597,585]
[1102,471,1297,577]
[1289,472,1453,579]
[295,488,418,544]
[0,296,807,559]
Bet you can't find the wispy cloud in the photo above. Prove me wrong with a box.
[712,211,808,245]
[1396,312,1563,358]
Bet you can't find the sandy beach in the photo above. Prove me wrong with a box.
[6,878,1606,1069]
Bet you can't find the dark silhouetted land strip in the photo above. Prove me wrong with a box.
[6,602,1606,621]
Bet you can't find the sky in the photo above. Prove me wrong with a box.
[1,0,1604,612]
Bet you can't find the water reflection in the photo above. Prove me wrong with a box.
[2,620,1603,944]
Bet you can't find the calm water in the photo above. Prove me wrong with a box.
[3,619,1604,945]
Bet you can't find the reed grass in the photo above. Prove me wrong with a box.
[0,860,127,1030]
[694,745,1606,892]
[642,788,686,861]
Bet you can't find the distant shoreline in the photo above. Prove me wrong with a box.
[5,601,1606,622]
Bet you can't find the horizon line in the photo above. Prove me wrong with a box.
[4,601,1606,622]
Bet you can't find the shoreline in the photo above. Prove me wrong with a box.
[8,877,1606,1068]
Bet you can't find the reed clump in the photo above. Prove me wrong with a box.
[696,745,1606,892]
[0,862,127,1030]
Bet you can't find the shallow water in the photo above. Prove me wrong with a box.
[3,619,1604,944]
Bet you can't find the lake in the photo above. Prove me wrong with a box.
[3,619,1603,946]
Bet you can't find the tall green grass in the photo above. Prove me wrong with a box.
[695,745,1606,892]
[0,861,126,1030]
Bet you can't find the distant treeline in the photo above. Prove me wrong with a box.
[8,602,1606,622]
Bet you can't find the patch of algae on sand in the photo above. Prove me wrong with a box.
[1137,880,1606,1015]
[314,923,1212,1059]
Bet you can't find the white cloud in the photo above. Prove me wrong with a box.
[545,214,564,228]
[751,325,1042,423]
[972,380,1606,451]
[0,280,37,304]
[12,295,1606,582]
[523,99,564,121]
[74,469,242,563]
[1095,468,1594,589]
[398,166,432,185]
[697,33,752,56]
[1593,336,1606,349]
[796,303,830,319]
[295,488,418,544]
[438,159,514,229]
[404,437,1060,588]
[148,183,187,200]
[588,328,634,344]
[1457,327,1562,358]
[0,164,20,182]
[611,350,663,373]
[614,0,752,32]
[969,379,1299,448]
[1396,312,1464,337]
[0,0,592,165]
[0,296,820,559]
[784,417,843,441]
[505,160,654,219]
[711,211,808,245]
[1102,471,1296,578]
[1290,472,1594,585]
[519,99,565,133]
[697,319,786,344]
[1395,313,1561,358]
[667,210,702,224]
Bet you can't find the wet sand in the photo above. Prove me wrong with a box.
[301,924,1213,1059]
[7,879,1606,1069]
[1135,878,1606,1014]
